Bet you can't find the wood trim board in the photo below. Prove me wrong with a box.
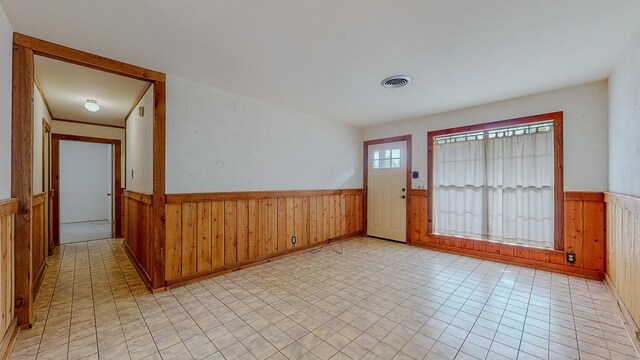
[604,274,640,356]
[124,191,152,204]
[0,199,18,218]
[0,318,18,360]
[167,189,363,204]
[11,43,34,327]
[152,81,167,289]
[14,33,165,82]
[413,240,602,279]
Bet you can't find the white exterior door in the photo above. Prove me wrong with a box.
[367,141,407,242]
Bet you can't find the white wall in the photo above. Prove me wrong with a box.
[125,85,153,194]
[609,25,640,198]
[363,81,609,191]
[0,5,11,200]
[51,120,126,184]
[59,141,112,223]
[33,84,52,194]
[166,76,363,193]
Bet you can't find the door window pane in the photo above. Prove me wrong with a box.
[373,148,401,169]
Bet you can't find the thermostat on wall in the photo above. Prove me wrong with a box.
[412,171,419,179]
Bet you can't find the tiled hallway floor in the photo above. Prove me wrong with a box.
[10,238,639,360]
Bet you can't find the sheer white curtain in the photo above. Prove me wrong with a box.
[486,131,554,247]
[433,139,486,238]
[433,128,554,248]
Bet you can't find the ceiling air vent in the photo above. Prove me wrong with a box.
[381,75,412,88]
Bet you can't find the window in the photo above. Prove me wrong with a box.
[428,113,563,249]
[373,148,401,169]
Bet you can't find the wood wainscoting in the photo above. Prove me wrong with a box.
[164,189,363,286]
[123,191,155,289]
[409,190,606,279]
[605,192,640,347]
[0,199,18,359]
[31,193,47,298]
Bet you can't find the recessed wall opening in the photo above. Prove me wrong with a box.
[58,140,114,243]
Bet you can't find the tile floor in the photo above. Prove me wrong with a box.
[60,220,113,244]
[9,237,639,360]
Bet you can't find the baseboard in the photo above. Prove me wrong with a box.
[32,261,47,299]
[411,241,603,280]
[166,231,363,288]
[122,241,160,293]
[604,274,640,357]
[0,317,18,360]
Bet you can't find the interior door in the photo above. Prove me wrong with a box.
[367,141,407,242]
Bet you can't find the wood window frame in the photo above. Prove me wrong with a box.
[426,111,564,250]
[363,135,412,243]
[11,33,166,327]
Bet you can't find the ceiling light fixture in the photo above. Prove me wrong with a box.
[84,99,100,112]
[381,75,413,88]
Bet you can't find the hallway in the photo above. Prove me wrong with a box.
[10,239,150,359]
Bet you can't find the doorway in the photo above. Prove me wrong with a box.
[12,33,167,327]
[58,140,114,243]
[51,134,122,247]
[363,135,412,243]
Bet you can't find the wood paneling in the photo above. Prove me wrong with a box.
[164,189,364,285]
[409,190,606,279]
[31,193,47,298]
[0,199,17,358]
[123,191,154,288]
[605,192,640,338]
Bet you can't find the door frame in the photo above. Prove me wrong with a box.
[42,119,52,255]
[12,33,166,327]
[51,134,122,247]
[363,135,412,243]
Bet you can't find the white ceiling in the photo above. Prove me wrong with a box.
[5,1,640,127]
[34,56,150,127]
